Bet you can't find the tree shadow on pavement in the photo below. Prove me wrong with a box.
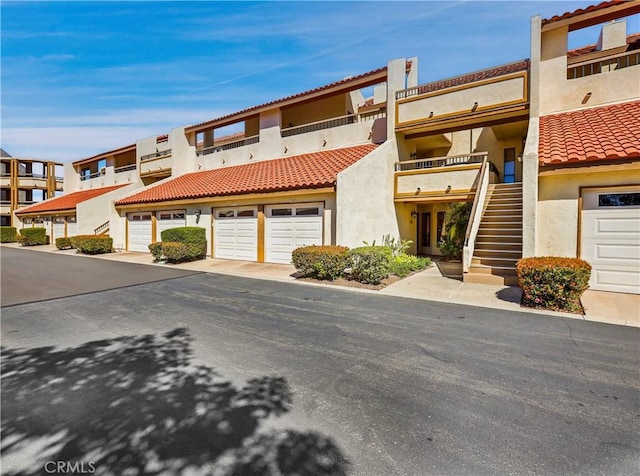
[1,328,348,476]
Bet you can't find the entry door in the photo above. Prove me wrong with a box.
[420,212,431,254]
[504,148,516,183]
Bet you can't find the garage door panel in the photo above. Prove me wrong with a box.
[265,204,323,264]
[128,214,153,252]
[582,188,640,294]
[213,208,257,261]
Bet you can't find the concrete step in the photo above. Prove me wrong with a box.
[479,222,522,229]
[471,256,519,267]
[481,214,523,222]
[473,249,522,259]
[486,197,522,204]
[464,270,519,286]
[475,242,522,251]
[477,233,522,241]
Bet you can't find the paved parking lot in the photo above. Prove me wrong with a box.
[2,247,639,475]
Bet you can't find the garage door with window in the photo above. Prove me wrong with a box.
[156,210,186,241]
[265,203,323,264]
[128,213,153,252]
[582,188,640,294]
[214,207,258,261]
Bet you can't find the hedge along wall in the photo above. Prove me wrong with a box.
[19,227,49,246]
[160,227,207,260]
[1,226,17,243]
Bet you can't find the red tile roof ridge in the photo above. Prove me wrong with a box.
[115,144,378,206]
[187,66,387,131]
[15,184,128,215]
[542,1,626,26]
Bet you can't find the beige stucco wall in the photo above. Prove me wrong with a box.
[397,75,526,125]
[282,94,347,126]
[336,140,400,248]
[539,24,640,115]
[537,164,640,257]
[396,166,480,195]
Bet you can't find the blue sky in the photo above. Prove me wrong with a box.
[1,1,638,163]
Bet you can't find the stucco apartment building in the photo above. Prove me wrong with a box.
[15,1,640,294]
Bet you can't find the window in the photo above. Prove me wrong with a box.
[271,208,292,216]
[218,210,235,218]
[68,217,76,223]
[141,215,152,220]
[53,217,65,224]
[295,207,319,216]
[237,210,255,217]
[159,213,172,220]
[504,148,516,184]
[598,193,640,207]
[437,211,446,242]
[173,213,185,220]
[1,216,10,227]
[421,212,431,248]
[23,218,33,224]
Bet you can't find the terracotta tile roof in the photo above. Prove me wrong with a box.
[405,59,530,96]
[16,185,128,215]
[214,132,245,145]
[73,144,136,166]
[156,134,169,143]
[187,67,387,132]
[115,144,377,206]
[542,1,626,26]
[539,101,640,166]
[567,32,640,57]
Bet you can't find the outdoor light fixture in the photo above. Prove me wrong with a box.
[411,210,419,219]
[195,209,202,224]
[582,92,592,104]
[446,185,452,193]
[472,101,478,112]
[416,187,421,195]
[517,153,523,163]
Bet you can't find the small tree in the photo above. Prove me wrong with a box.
[439,202,472,261]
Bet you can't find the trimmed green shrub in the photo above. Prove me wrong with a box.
[161,241,190,263]
[292,245,350,280]
[74,235,113,255]
[70,235,92,249]
[19,228,48,246]
[390,254,431,278]
[149,242,163,262]
[349,246,393,285]
[160,227,207,260]
[438,236,462,261]
[55,237,73,250]
[517,257,592,313]
[0,226,17,243]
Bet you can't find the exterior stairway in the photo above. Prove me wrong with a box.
[464,182,522,285]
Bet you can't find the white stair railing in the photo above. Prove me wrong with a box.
[463,157,490,273]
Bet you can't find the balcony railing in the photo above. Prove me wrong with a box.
[395,152,487,172]
[568,50,639,80]
[141,149,172,162]
[18,173,47,179]
[281,114,359,138]
[55,176,64,181]
[1,200,11,205]
[115,164,137,173]
[197,135,259,156]
[80,172,101,181]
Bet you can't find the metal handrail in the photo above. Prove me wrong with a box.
[197,135,259,156]
[140,149,171,162]
[94,221,110,235]
[80,172,100,181]
[114,164,137,173]
[281,114,357,138]
[395,152,486,172]
[567,50,639,79]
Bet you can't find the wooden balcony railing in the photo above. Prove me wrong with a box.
[568,50,639,80]
[394,152,487,172]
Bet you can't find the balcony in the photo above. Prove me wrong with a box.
[394,152,489,202]
[395,61,529,136]
[140,149,172,162]
[140,150,172,178]
[16,173,50,189]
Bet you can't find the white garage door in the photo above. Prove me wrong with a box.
[53,217,66,239]
[156,210,186,241]
[128,213,153,252]
[265,203,323,264]
[214,207,258,261]
[66,217,77,237]
[582,188,640,294]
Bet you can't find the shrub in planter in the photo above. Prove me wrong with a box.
[149,242,163,262]
[438,236,462,261]
[74,235,113,255]
[18,228,48,246]
[291,245,350,280]
[349,246,393,285]
[0,226,17,243]
[389,254,431,278]
[517,257,592,313]
[160,227,207,260]
[161,241,190,263]
[55,237,73,250]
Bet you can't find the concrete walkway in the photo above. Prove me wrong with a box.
[2,243,638,327]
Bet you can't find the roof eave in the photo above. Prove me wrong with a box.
[541,2,640,32]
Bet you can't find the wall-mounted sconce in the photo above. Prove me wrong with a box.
[198,163,202,169]
[249,153,253,160]
[416,187,421,195]
[195,209,202,224]
[446,185,452,193]
[410,152,417,159]
[222,159,226,164]
[471,102,478,112]
[284,146,288,153]
[411,210,419,219]
[582,92,592,104]
[323,139,327,147]
[429,111,434,118]
[517,153,523,163]
[368,131,373,139]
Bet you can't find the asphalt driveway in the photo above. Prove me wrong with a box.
[2,248,639,475]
